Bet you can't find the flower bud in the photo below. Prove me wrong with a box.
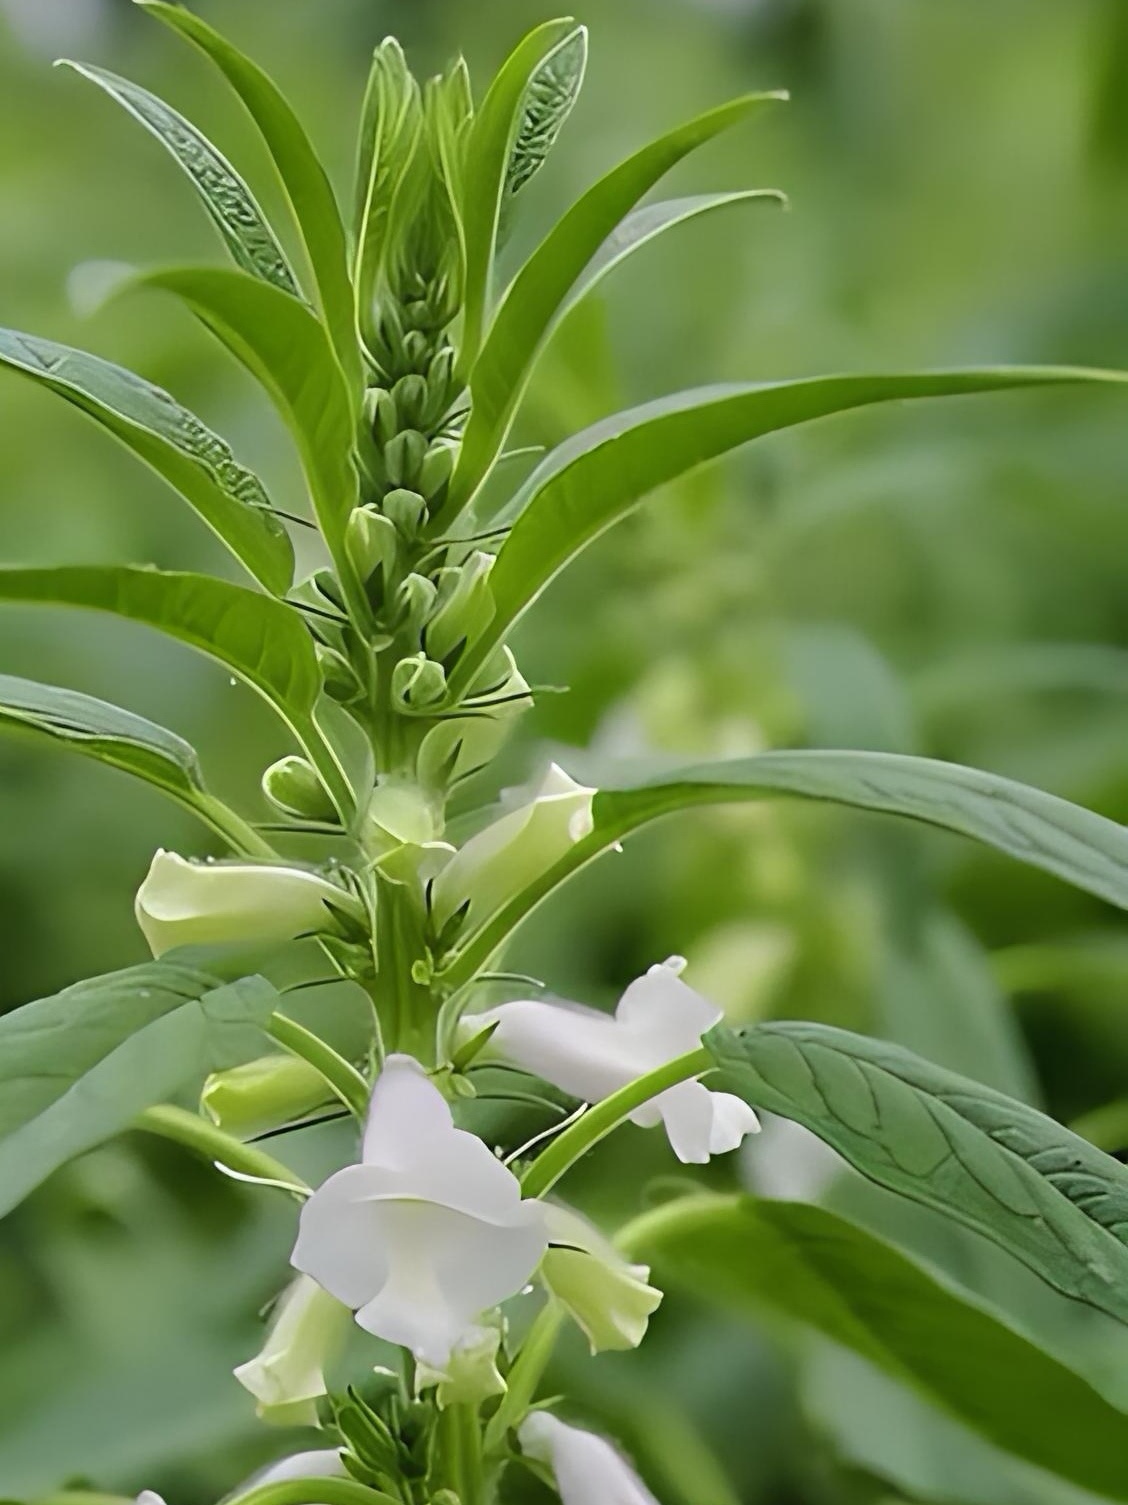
[234,1275,350,1427]
[540,1205,662,1353]
[424,552,495,664]
[262,756,337,823]
[391,373,429,429]
[316,643,363,703]
[365,386,399,448]
[417,650,532,790]
[417,440,456,501]
[202,1053,332,1139]
[430,764,595,934]
[346,505,399,588]
[391,653,447,711]
[385,429,428,489]
[415,1323,506,1408]
[135,850,359,957]
[383,488,428,539]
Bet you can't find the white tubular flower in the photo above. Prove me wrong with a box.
[430,763,595,934]
[465,959,760,1165]
[519,1414,660,1505]
[291,1054,549,1367]
[136,1494,167,1505]
[135,850,357,957]
[541,1204,662,1352]
[234,1274,350,1427]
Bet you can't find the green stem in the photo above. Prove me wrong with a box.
[440,1403,487,1504]
[269,1011,370,1117]
[483,1303,563,1453]
[519,1048,713,1199]
[135,1104,310,1195]
[195,792,279,859]
[614,1191,737,1260]
[221,1479,398,1505]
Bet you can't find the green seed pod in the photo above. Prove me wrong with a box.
[383,487,428,538]
[392,652,448,709]
[346,504,399,587]
[384,428,428,488]
[262,755,337,822]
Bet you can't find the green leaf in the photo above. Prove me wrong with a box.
[0,326,294,594]
[0,962,278,1217]
[136,0,362,399]
[452,91,786,511]
[450,367,1128,694]
[459,19,584,364]
[502,23,587,204]
[442,749,1128,986]
[59,60,298,296]
[704,1020,1128,1326]
[134,267,359,549]
[0,565,320,723]
[632,1194,1128,1499]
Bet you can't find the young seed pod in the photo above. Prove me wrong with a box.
[382,487,428,539]
[391,652,448,710]
[262,755,338,822]
[384,429,428,489]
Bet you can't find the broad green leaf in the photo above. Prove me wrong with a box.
[135,267,359,548]
[704,1020,1128,1326]
[633,1194,1128,1499]
[60,60,298,296]
[136,0,362,399]
[441,749,1128,984]
[0,326,293,594]
[459,19,583,364]
[0,962,278,1217]
[0,566,320,723]
[452,91,787,510]
[502,23,587,204]
[450,367,1128,694]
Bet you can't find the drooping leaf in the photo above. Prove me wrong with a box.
[502,23,587,204]
[703,1021,1128,1326]
[136,0,362,398]
[0,963,279,1217]
[459,19,584,363]
[451,91,787,510]
[0,326,294,594]
[0,566,320,723]
[450,367,1128,694]
[133,267,359,549]
[60,60,298,296]
[634,1194,1128,1499]
[441,749,1128,983]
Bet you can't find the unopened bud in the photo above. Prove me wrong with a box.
[418,441,456,501]
[392,373,428,429]
[385,429,428,489]
[262,755,336,822]
[392,653,448,710]
[394,572,438,636]
[383,488,428,539]
[365,387,399,448]
[402,330,430,369]
[346,505,398,588]
[425,551,496,663]
[316,643,363,703]
[203,1053,333,1139]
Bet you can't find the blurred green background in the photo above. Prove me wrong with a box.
[4,1,1128,1501]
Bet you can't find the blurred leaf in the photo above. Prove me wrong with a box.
[452,368,1128,693]
[0,327,294,594]
[634,1193,1128,1498]
[134,267,359,547]
[137,0,362,397]
[59,62,298,297]
[0,565,321,723]
[706,1021,1128,1325]
[502,23,587,205]
[0,965,278,1216]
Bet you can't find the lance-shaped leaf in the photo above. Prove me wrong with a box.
[440,749,1128,984]
[634,1194,1128,1499]
[0,566,320,725]
[0,674,266,852]
[450,367,1128,694]
[704,1022,1128,1327]
[135,0,362,399]
[0,327,293,594]
[459,19,585,364]
[451,91,787,511]
[60,60,298,296]
[134,267,359,549]
[0,962,279,1217]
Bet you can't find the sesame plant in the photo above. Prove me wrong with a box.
[8,5,1128,1504]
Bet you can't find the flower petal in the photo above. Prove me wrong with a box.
[473,999,638,1104]
[614,959,721,1059]
[519,1414,660,1505]
[291,1164,392,1308]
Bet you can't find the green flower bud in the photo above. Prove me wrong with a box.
[418,440,456,501]
[392,373,429,429]
[392,652,448,710]
[540,1205,663,1353]
[365,387,399,448]
[385,429,428,489]
[202,1053,333,1139]
[402,329,431,369]
[234,1275,351,1427]
[346,505,399,589]
[383,488,428,539]
[417,649,531,789]
[424,551,496,663]
[262,755,337,823]
[316,643,363,703]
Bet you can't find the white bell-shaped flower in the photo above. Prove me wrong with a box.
[135,849,357,957]
[519,1413,661,1505]
[234,1274,350,1426]
[291,1054,549,1367]
[430,763,595,935]
[464,959,760,1164]
[248,1451,347,1487]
